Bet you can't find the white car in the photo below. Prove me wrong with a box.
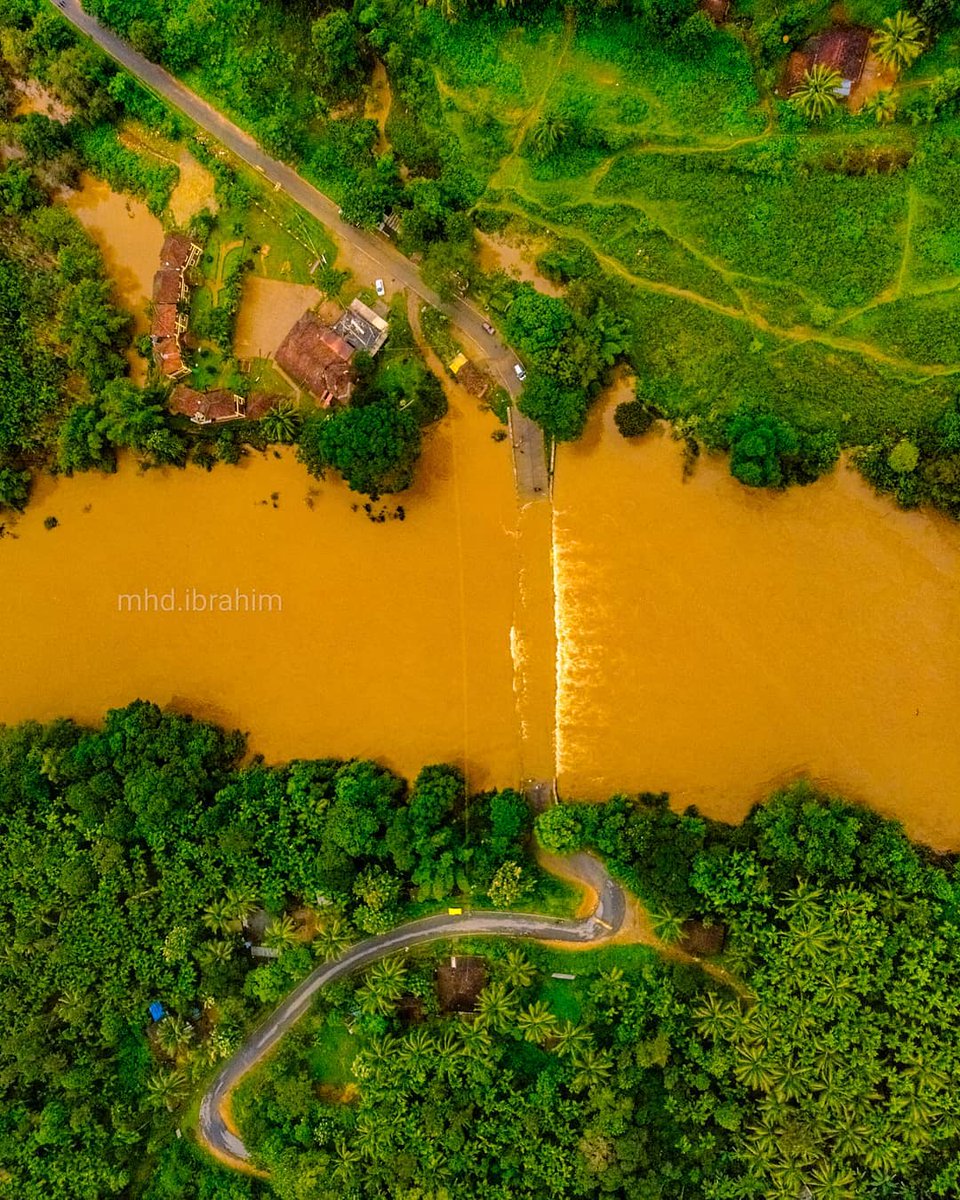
[513,363,526,382]
[375,278,385,297]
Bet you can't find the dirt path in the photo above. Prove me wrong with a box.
[489,199,960,379]
[490,11,575,188]
[364,61,392,156]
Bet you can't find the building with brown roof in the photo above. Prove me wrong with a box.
[151,234,202,379]
[170,385,245,425]
[160,233,202,272]
[275,310,355,407]
[782,26,871,99]
[155,338,188,379]
[153,268,185,306]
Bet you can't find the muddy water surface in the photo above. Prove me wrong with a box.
[553,391,960,848]
[66,174,164,382]
[0,392,521,793]
[233,276,323,361]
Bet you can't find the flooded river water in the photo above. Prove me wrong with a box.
[554,393,960,848]
[4,175,960,846]
[0,392,523,795]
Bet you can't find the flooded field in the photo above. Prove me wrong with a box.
[554,392,960,849]
[65,173,164,382]
[233,276,323,361]
[476,230,564,298]
[0,390,521,794]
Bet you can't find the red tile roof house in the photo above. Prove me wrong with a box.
[170,386,245,425]
[275,310,355,407]
[782,26,871,100]
[151,233,202,379]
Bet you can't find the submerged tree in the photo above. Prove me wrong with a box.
[790,65,843,121]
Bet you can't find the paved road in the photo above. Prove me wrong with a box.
[198,853,625,1169]
[52,0,533,410]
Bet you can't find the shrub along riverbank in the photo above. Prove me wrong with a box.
[3,703,960,1197]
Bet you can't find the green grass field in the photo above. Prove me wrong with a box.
[422,10,960,443]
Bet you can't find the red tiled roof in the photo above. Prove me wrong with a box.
[152,304,179,339]
[783,26,870,94]
[155,337,186,377]
[275,310,354,404]
[160,233,200,272]
[153,268,183,305]
[170,385,243,423]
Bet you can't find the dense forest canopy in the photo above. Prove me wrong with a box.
[0,702,542,1197]
[2,704,960,1196]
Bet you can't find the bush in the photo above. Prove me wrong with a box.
[614,400,654,439]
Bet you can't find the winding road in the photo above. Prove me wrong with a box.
[199,853,625,1170]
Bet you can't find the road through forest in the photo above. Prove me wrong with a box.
[198,854,626,1169]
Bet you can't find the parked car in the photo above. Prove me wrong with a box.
[375,278,386,297]
[482,321,495,335]
[513,363,526,381]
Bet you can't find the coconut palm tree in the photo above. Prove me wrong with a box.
[358,956,407,1016]
[434,1029,465,1075]
[501,948,534,988]
[224,886,258,927]
[476,981,518,1032]
[516,1001,559,1045]
[694,992,735,1040]
[779,880,825,920]
[528,112,569,161]
[313,916,354,961]
[650,907,686,944]
[156,1016,194,1059]
[202,897,237,936]
[734,1044,777,1092]
[790,65,844,121]
[570,1047,614,1093]
[400,1028,437,1078]
[145,1068,188,1111]
[196,938,235,968]
[264,913,299,951]
[872,11,925,72]
[459,1019,494,1063]
[553,1020,591,1059]
[260,400,301,445]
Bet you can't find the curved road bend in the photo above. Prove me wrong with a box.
[52,1,532,403]
[199,853,626,1169]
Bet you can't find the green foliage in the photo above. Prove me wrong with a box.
[613,399,654,439]
[299,401,421,495]
[789,65,843,122]
[872,10,926,71]
[723,404,839,489]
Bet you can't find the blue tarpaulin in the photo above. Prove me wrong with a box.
[148,1002,165,1022]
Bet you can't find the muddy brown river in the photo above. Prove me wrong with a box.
[4,381,960,846]
[4,181,960,848]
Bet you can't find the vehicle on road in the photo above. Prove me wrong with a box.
[375,278,385,297]
[482,321,495,335]
[514,363,526,381]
